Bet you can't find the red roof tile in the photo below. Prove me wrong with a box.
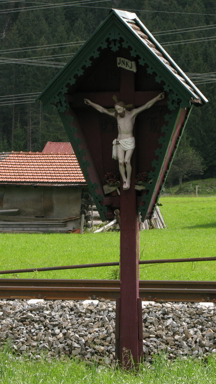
[0,152,86,186]
[43,142,73,154]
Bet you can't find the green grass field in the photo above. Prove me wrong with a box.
[0,351,216,384]
[0,196,216,280]
[1,196,216,382]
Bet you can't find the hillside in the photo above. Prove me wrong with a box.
[167,178,216,195]
[0,0,216,178]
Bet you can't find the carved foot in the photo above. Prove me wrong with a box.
[123,181,130,190]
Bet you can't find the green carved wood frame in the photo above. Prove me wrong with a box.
[42,18,192,221]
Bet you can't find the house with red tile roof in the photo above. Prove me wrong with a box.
[0,143,87,232]
[43,141,73,154]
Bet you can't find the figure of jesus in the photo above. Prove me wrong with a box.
[84,92,164,190]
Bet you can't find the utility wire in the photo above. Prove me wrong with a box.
[0,97,38,102]
[0,58,64,68]
[1,32,216,66]
[0,0,97,6]
[0,100,38,106]
[1,23,215,40]
[1,32,216,63]
[188,72,216,77]
[0,53,75,68]
[3,24,215,43]
[0,92,41,106]
[192,80,216,83]
[0,92,40,99]
[1,33,215,60]
[0,0,111,14]
[2,21,216,56]
[1,83,216,106]
[0,0,47,3]
[51,5,216,16]
[137,8,216,17]
[154,24,216,36]
[1,2,216,17]
[1,71,216,105]
[0,41,84,55]
[24,53,75,59]
[162,35,216,46]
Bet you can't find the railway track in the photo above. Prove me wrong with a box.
[0,278,215,302]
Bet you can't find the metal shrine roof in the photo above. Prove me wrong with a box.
[37,8,208,107]
[112,9,207,105]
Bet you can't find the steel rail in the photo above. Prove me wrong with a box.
[0,262,119,275]
[0,256,216,275]
[0,279,215,302]
[1,278,216,289]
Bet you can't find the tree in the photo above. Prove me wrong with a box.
[0,0,215,171]
[166,136,206,187]
[13,120,27,151]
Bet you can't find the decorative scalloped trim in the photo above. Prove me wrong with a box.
[138,108,180,221]
[59,108,107,221]
[127,41,185,220]
[50,35,109,110]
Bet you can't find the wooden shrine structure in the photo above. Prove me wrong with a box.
[38,9,207,366]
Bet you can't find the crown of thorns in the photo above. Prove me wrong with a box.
[108,95,133,112]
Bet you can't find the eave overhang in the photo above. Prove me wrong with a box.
[37,8,208,108]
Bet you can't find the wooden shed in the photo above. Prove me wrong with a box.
[0,144,86,232]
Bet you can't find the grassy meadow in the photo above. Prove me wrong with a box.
[0,196,216,382]
[0,351,216,384]
[0,196,216,281]
[168,178,216,195]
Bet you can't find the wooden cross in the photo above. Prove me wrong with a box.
[67,68,164,366]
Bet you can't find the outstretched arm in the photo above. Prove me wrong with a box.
[84,99,115,117]
[131,92,165,118]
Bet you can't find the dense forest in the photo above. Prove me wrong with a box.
[0,0,216,180]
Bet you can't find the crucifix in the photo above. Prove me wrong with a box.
[84,92,164,190]
[66,65,165,366]
[38,6,207,370]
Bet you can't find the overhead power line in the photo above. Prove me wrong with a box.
[1,33,216,66]
[1,32,216,67]
[1,21,216,56]
[0,41,84,55]
[0,57,66,68]
[0,1,45,3]
[1,2,216,17]
[188,71,216,77]
[26,53,75,60]
[1,71,216,107]
[55,5,216,17]
[162,35,216,46]
[0,92,41,106]
[0,0,111,14]
[137,8,216,17]
[0,100,38,106]
[154,24,216,36]
[0,53,76,68]
[0,92,40,99]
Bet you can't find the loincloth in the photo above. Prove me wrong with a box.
[112,137,135,160]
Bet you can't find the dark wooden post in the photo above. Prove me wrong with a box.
[117,68,143,367]
[119,158,143,367]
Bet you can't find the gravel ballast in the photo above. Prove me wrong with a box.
[0,299,215,364]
